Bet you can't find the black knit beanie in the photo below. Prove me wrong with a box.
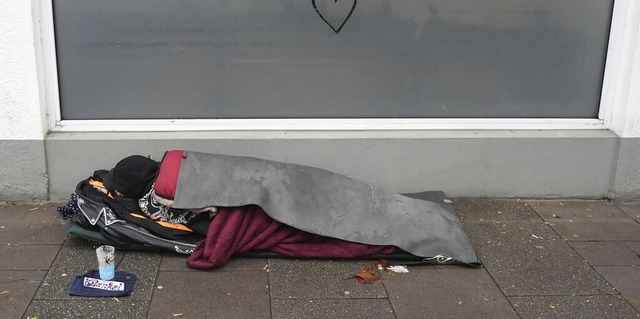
[103,155,159,199]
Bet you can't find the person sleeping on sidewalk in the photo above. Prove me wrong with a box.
[69,151,478,269]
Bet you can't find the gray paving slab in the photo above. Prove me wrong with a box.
[0,270,46,319]
[545,219,640,241]
[6,198,640,319]
[34,238,107,300]
[509,294,640,319]
[160,253,267,271]
[24,299,150,319]
[629,242,640,255]
[454,199,541,221]
[148,270,270,319]
[34,237,161,301]
[0,203,67,244]
[527,200,640,241]
[271,298,396,319]
[0,244,61,270]
[617,201,640,223]
[111,250,163,301]
[594,266,640,311]
[463,219,614,296]
[268,259,388,299]
[384,265,518,319]
[569,242,640,266]
[528,200,628,219]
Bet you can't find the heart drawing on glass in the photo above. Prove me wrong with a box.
[312,0,358,34]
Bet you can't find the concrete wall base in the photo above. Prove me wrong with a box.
[0,140,48,200]
[45,130,621,201]
[613,137,640,200]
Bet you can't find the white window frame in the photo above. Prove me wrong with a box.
[38,0,630,132]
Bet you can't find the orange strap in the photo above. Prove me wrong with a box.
[89,179,114,198]
[89,179,105,188]
[129,213,194,232]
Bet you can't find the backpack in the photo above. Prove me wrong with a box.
[63,170,208,254]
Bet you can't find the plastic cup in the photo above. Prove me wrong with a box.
[96,245,115,280]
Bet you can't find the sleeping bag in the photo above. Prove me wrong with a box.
[155,150,479,266]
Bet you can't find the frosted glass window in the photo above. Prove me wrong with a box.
[53,0,613,119]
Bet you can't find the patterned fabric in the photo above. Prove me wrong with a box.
[138,184,200,224]
[59,181,204,225]
[57,193,79,219]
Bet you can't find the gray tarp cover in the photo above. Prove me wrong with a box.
[171,151,479,265]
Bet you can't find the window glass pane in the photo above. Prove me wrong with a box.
[53,0,613,119]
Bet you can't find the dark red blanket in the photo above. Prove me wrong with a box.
[186,205,401,269]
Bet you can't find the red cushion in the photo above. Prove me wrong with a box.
[154,150,185,200]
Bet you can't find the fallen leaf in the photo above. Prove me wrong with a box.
[549,304,556,309]
[29,207,38,211]
[263,264,270,272]
[346,260,388,284]
[383,233,389,238]
[113,297,120,303]
[458,300,463,305]
[0,290,9,295]
[559,203,564,206]
[355,266,381,284]
[172,314,183,317]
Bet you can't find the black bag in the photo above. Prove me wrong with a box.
[65,172,204,254]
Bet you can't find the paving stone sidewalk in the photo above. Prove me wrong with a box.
[1,199,639,319]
